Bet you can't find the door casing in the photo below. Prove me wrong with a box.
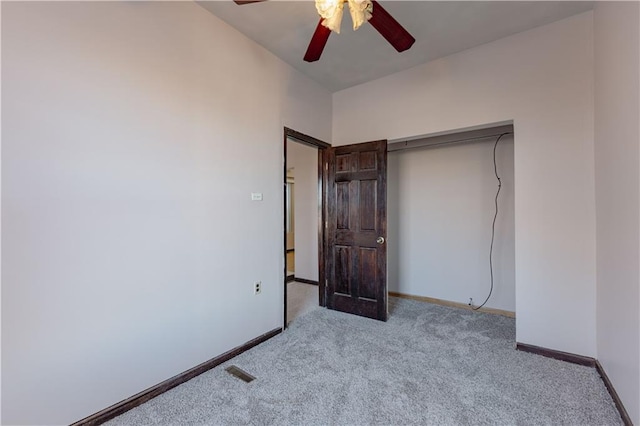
[283,127,330,328]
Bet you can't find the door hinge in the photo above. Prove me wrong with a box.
[325,162,328,171]
[325,220,328,229]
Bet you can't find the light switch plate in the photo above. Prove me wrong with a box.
[251,193,263,201]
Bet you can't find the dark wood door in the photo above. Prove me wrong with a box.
[326,140,387,321]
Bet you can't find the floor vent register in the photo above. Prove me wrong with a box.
[225,365,256,383]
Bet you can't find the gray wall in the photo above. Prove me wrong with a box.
[333,12,597,356]
[1,2,331,424]
[594,2,640,423]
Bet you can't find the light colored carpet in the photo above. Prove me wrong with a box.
[286,281,319,325]
[106,298,622,425]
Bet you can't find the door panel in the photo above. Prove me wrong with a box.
[335,245,351,295]
[326,140,387,321]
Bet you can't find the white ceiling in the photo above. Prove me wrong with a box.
[198,1,593,92]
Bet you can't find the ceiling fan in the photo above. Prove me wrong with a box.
[233,0,416,62]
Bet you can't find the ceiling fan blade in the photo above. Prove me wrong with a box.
[304,19,332,62]
[369,1,415,52]
[233,0,267,4]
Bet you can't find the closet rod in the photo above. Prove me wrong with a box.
[388,124,514,152]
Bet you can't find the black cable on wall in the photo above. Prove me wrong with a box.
[473,132,511,311]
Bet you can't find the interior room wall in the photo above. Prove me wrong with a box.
[1,2,331,424]
[333,12,596,357]
[287,140,319,282]
[388,136,515,312]
[594,2,640,424]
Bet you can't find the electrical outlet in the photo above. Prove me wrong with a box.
[254,281,262,295]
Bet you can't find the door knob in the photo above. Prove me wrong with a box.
[377,236,385,245]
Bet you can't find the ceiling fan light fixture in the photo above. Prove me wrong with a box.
[315,0,373,34]
[347,0,373,30]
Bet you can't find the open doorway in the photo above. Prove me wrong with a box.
[283,128,330,327]
[286,140,319,324]
[284,129,389,325]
